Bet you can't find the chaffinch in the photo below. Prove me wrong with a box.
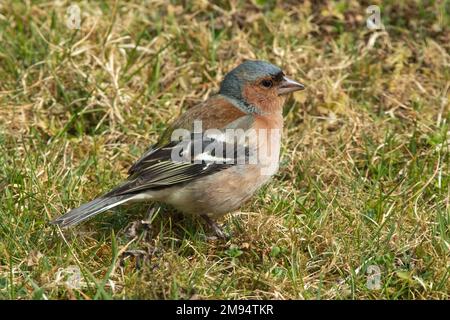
[52,60,305,238]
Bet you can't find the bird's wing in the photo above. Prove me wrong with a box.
[128,95,247,175]
[108,114,255,197]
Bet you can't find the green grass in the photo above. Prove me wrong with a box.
[0,0,449,299]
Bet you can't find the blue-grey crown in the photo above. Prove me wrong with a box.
[219,60,282,101]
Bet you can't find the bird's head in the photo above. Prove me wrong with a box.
[219,60,305,114]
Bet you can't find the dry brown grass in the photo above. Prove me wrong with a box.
[0,0,449,299]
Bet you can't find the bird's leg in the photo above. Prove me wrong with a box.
[145,206,156,223]
[201,214,229,240]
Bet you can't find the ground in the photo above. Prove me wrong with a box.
[0,0,449,299]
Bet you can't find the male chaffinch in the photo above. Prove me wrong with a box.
[52,60,305,238]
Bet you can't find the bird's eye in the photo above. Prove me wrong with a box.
[261,79,273,88]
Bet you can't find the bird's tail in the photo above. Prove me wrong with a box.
[51,194,136,228]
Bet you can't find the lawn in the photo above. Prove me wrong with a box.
[0,0,449,299]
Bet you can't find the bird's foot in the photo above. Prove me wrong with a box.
[201,214,230,240]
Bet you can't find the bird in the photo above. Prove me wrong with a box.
[51,60,305,238]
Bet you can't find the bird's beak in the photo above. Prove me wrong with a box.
[277,76,305,95]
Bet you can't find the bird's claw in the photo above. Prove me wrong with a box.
[201,215,230,240]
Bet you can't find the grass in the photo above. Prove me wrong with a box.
[0,0,449,299]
